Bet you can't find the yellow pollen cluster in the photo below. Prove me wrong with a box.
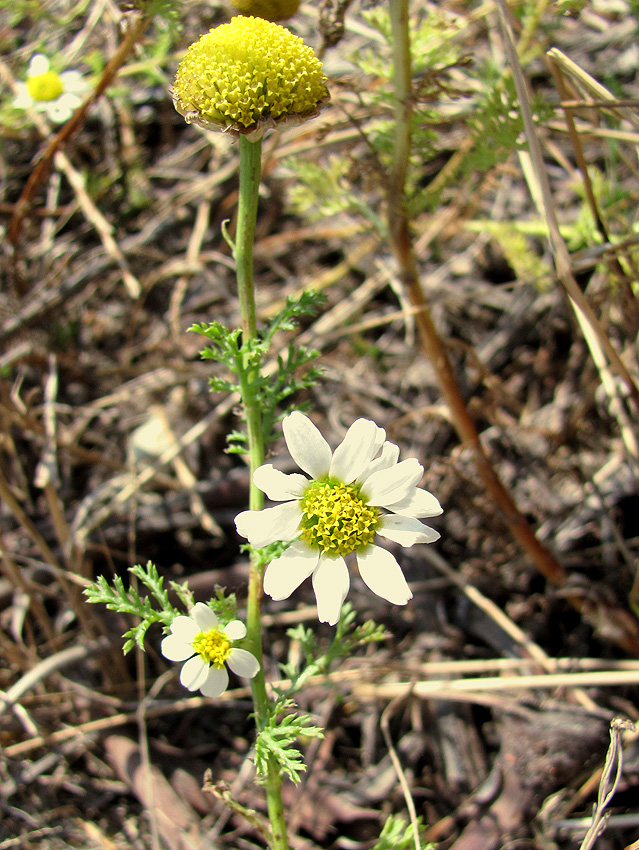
[27,71,63,102]
[300,481,380,557]
[172,16,328,135]
[191,628,231,668]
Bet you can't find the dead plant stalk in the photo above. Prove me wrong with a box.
[386,0,639,655]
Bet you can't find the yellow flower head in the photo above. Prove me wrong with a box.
[27,70,64,102]
[173,16,329,140]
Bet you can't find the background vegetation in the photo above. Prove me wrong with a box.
[1,0,639,848]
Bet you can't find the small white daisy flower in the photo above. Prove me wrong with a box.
[235,412,443,626]
[161,602,260,698]
[13,54,89,124]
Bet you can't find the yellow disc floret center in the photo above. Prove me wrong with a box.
[192,628,231,668]
[299,480,380,557]
[172,16,328,133]
[27,71,64,102]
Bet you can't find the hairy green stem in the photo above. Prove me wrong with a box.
[236,136,261,345]
[235,134,289,850]
[236,136,266,507]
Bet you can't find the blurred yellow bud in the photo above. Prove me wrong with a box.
[229,0,301,22]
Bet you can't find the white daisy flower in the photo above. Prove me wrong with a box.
[235,412,443,626]
[161,602,260,697]
[13,54,89,124]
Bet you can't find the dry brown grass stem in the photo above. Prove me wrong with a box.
[389,249,575,587]
[169,199,212,343]
[548,48,639,133]
[0,636,111,716]
[7,656,635,760]
[0,530,56,643]
[353,669,639,701]
[0,464,68,578]
[0,463,127,680]
[380,694,421,850]
[388,10,565,573]
[547,51,639,341]
[495,0,639,420]
[421,548,598,711]
[577,718,636,850]
[0,53,143,297]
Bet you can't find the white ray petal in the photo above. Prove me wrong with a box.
[167,615,199,643]
[253,464,308,501]
[235,502,302,547]
[161,633,194,662]
[283,412,332,478]
[29,54,50,75]
[200,665,228,697]
[180,655,210,691]
[263,541,319,600]
[357,441,400,485]
[330,419,386,482]
[13,85,32,108]
[312,555,350,625]
[60,70,88,93]
[385,486,443,517]
[378,514,441,545]
[363,458,424,507]
[48,94,79,123]
[227,648,260,678]
[357,546,413,605]
[223,620,247,641]
[191,602,218,631]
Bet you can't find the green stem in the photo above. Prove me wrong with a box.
[236,136,266,514]
[236,136,261,344]
[235,133,289,850]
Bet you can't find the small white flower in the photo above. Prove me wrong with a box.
[13,54,89,124]
[161,602,260,697]
[235,412,443,625]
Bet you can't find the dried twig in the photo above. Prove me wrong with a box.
[380,693,421,850]
[578,717,637,849]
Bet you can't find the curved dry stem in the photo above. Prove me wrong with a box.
[386,0,639,655]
